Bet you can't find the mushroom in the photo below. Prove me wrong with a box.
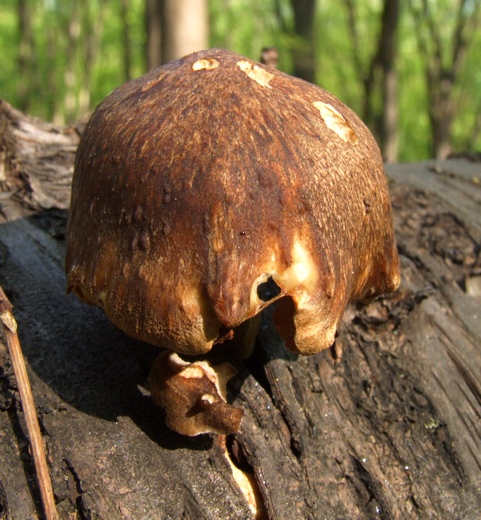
[149,351,243,436]
[65,49,400,433]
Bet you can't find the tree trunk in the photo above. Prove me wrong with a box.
[344,0,399,162]
[120,0,132,82]
[1,101,481,518]
[290,0,317,83]
[468,100,481,151]
[160,0,209,64]
[16,0,34,114]
[428,71,455,160]
[378,0,399,162]
[145,0,162,70]
[45,27,61,125]
[63,0,81,125]
[79,1,106,117]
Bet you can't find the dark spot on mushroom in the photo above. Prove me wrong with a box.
[111,154,121,166]
[257,276,281,302]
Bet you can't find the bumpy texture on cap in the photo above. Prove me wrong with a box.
[65,49,400,356]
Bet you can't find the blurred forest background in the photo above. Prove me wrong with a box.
[1,0,480,162]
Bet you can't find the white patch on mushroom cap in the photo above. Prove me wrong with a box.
[192,58,220,71]
[313,101,358,145]
[249,238,319,313]
[276,239,319,301]
[236,60,274,88]
[286,240,318,286]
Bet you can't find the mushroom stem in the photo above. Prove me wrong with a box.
[149,350,243,436]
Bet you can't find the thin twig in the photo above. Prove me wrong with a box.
[0,286,58,520]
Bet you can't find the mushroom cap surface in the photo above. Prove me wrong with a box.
[65,49,400,355]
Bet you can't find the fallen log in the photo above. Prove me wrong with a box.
[1,100,480,519]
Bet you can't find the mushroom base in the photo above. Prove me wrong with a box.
[149,350,243,437]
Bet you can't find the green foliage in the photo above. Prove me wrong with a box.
[0,1,19,107]
[397,7,432,161]
[0,0,480,159]
[452,24,481,152]
[1,0,145,124]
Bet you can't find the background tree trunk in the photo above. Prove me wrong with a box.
[63,0,81,125]
[78,2,106,119]
[289,0,317,83]
[378,0,399,162]
[160,0,209,63]
[344,0,399,162]
[120,0,132,82]
[16,0,34,114]
[145,0,163,70]
[45,27,61,125]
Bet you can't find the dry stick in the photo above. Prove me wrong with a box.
[0,287,58,520]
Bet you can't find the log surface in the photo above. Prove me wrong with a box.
[1,100,480,519]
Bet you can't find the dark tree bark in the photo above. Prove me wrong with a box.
[289,0,317,83]
[145,0,162,70]
[1,101,481,518]
[378,0,399,162]
[79,1,106,119]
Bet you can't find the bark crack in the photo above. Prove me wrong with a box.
[63,458,87,520]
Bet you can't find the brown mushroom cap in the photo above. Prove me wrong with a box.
[65,49,400,356]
